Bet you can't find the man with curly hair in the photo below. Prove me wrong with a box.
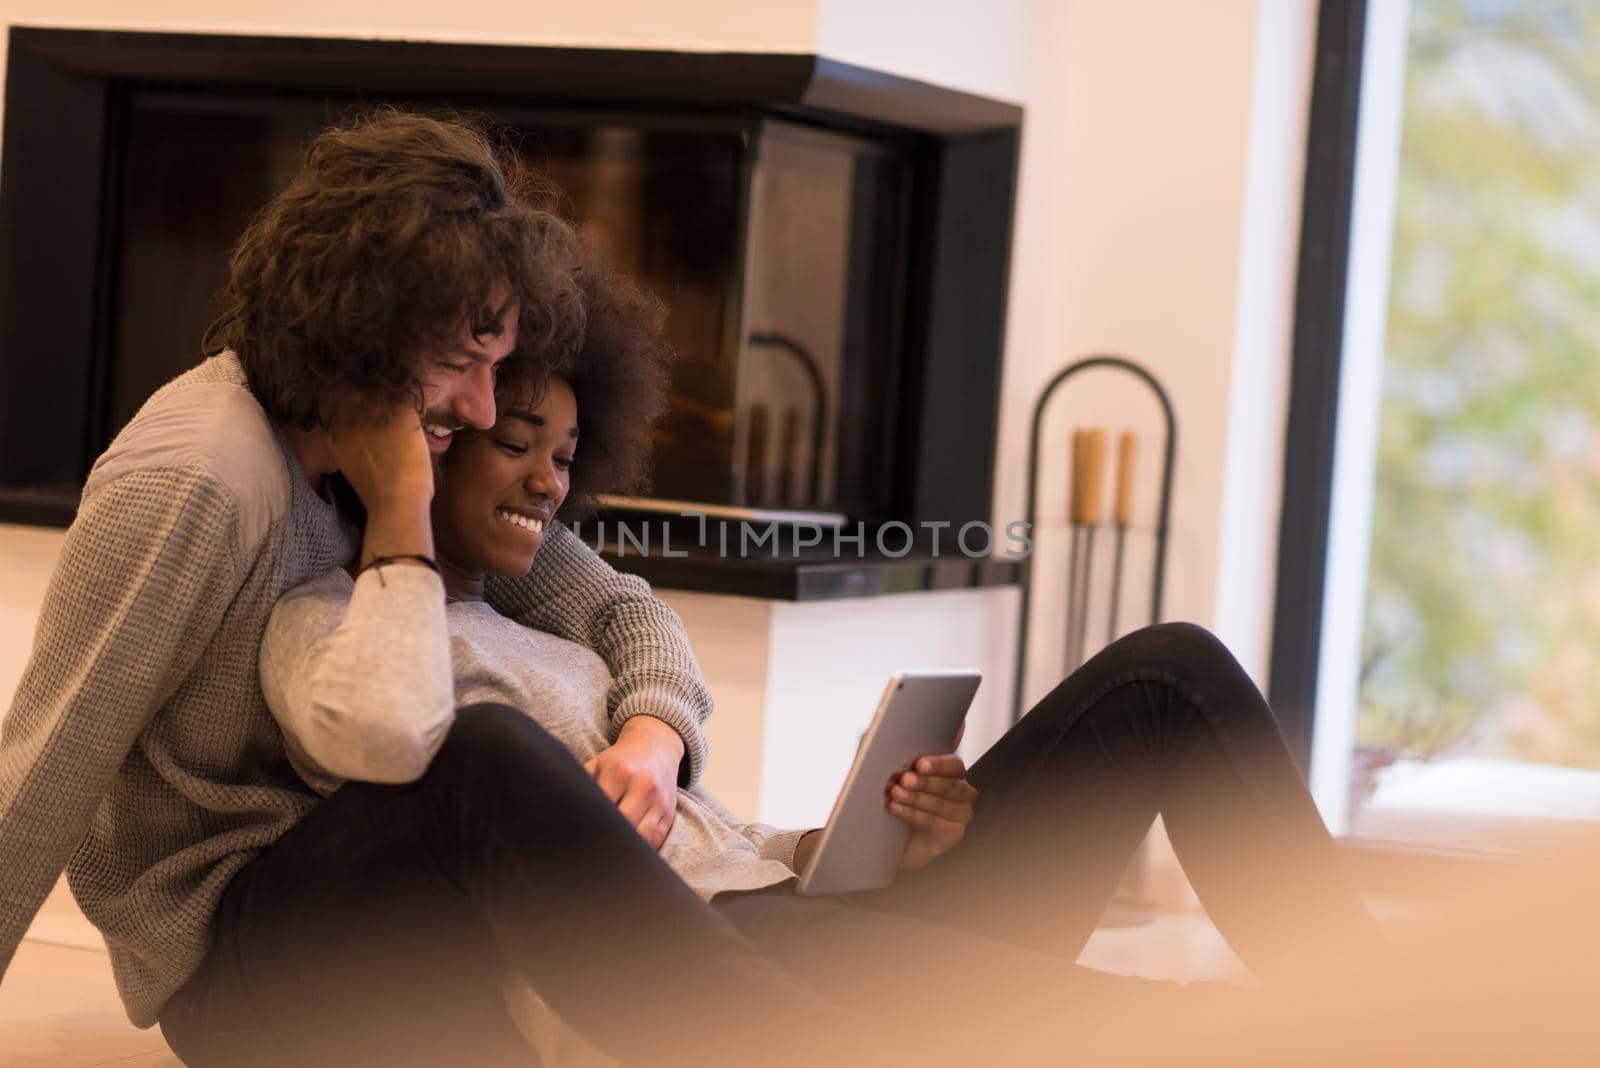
[0,111,736,1051]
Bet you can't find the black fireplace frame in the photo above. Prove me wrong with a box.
[0,27,1021,563]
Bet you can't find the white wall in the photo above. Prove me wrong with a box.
[0,0,814,45]
[815,0,1026,104]
[818,0,1316,702]
[0,0,817,172]
[1215,0,1319,679]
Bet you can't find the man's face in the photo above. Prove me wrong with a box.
[416,296,520,455]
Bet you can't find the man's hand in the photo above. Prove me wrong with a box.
[325,394,436,566]
[325,394,435,516]
[890,754,977,871]
[585,716,685,851]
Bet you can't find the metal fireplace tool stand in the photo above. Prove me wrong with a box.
[1010,355,1177,725]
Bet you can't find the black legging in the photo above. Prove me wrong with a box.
[159,623,1375,1067]
[723,623,1377,1017]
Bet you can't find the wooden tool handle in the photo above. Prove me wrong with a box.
[1081,429,1108,526]
[1069,429,1087,524]
[1115,431,1137,529]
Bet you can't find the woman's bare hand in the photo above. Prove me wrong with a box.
[585,717,684,850]
[890,754,977,871]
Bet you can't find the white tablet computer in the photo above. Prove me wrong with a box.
[797,670,981,896]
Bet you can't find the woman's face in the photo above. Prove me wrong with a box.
[432,376,577,577]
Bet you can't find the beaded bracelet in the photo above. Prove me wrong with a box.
[356,553,442,587]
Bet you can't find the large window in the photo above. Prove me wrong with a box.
[1295,0,1600,848]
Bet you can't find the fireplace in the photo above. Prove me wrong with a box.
[0,29,1021,594]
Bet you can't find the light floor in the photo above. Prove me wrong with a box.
[1,878,1246,1068]
[2,880,181,1067]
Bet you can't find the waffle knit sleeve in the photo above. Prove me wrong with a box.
[484,522,712,787]
[0,469,244,979]
[738,824,810,873]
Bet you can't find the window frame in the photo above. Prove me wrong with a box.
[1268,0,1372,776]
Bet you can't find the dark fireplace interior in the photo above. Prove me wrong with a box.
[0,29,1021,596]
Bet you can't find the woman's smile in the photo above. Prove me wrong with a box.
[494,509,548,536]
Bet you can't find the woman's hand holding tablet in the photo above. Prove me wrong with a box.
[890,750,979,871]
[797,670,981,896]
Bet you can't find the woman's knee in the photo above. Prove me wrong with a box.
[1027,623,1234,726]
[1099,622,1241,679]
[1103,624,1290,743]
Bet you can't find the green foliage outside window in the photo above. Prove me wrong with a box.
[1359,0,1600,765]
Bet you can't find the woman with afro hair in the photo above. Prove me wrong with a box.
[212,251,1381,1067]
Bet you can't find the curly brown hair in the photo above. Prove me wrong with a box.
[506,249,672,519]
[203,108,585,429]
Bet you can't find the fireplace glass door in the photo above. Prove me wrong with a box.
[108,90,911,520]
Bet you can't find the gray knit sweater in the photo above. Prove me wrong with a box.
[0,353,717,1027]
